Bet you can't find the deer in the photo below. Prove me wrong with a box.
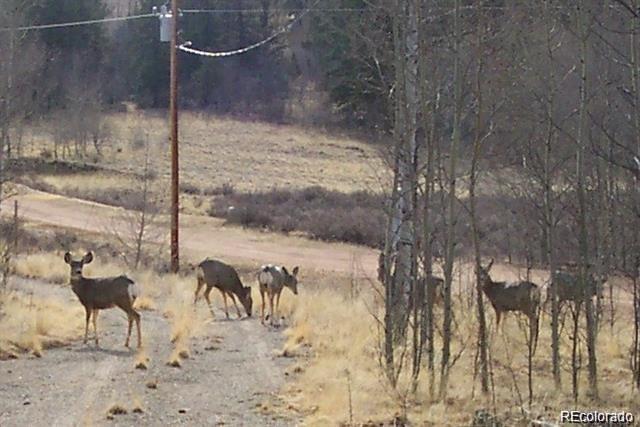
[64,251,141,348]
[545,269,604,309]
[257,264,299,326]
[477,259,540,345]
[194,258,253,319]
[424,275,445,306]
[378,251,444,305]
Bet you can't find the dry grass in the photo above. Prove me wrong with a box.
[281,263,640,426]
[281,289,393,425]
[36,173,136,195]
[162,273,207,367]
[0,291,83,358]
[11,253,69,284]
[131,396,145,414]
[22,112,387,194]
[106,404,128,417]
[11,251,125,284]
[134,347,150,370]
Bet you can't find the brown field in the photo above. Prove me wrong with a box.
[20,112,388,194]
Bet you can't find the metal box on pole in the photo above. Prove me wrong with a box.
[157,5,173,42]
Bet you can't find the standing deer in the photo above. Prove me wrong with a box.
[424,275,445,306]
[378,252,444,305]
[194,259,253,319]
[478,259,540,343]
[257,264,299,326]
[546,269,604,309]
[64,252,141,348]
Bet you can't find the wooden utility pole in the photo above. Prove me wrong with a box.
[169,0,180,273]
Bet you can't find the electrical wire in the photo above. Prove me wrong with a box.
[1,2,631,33]
[177,0,321,58]
[181,8,366,14]
[0,13,156,32]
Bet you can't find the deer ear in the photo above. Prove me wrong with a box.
[64,252,72,264]
[83,252,94,264]
[282,266,289,275]
[486,258,494,271]
[292,266,299,276]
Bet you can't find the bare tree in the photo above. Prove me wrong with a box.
[439,0,462,401]
[576,0,598,399]
[110,134,163,269]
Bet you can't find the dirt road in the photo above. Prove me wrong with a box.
[0,189,378,277]
[0,277,296,426]
[0,189,381,426]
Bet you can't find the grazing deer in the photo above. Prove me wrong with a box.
[194,259,253,319]
[64,252,141,348]
[257,264,299,326]
[546,269,603,309]
[478,259,540,343]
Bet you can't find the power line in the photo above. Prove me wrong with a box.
[0,6,365,33]
[0,2,633,33]
[0,13,156,32]
[182,8,367,14]
[178,1,320,58]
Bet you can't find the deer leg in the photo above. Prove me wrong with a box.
[204,286,215,318]
[260,288,266,325]
[268,293,275,326]
[125,312,133,348]
[84,307,91,344]
[92,309,99,347]
[276,291,282,323]
[228,292,242,318]
[220,289,230,319]
[495,310,501,331]
[194,277,205,304]
[133,310,141,348]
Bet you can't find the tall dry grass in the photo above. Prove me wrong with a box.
[0,291,83,358]
[281,289,399,425]
[20,112,387,194]
[280,265,639,426]
[162,274,207,367]
[11,251,124,284]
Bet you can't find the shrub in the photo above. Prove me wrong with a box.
[180,182,200,195]
[208,187,385,247]
[227,205,274,229]
[203,182,235,196]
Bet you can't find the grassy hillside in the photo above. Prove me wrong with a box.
[20,112,387,194]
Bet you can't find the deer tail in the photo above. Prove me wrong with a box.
[126,277,139,302]
[257,265,273,285]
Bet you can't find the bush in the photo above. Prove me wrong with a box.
[203,182,235,196]
[208,186,385,247]
[180,182,200,195]
[227,205,274,229]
